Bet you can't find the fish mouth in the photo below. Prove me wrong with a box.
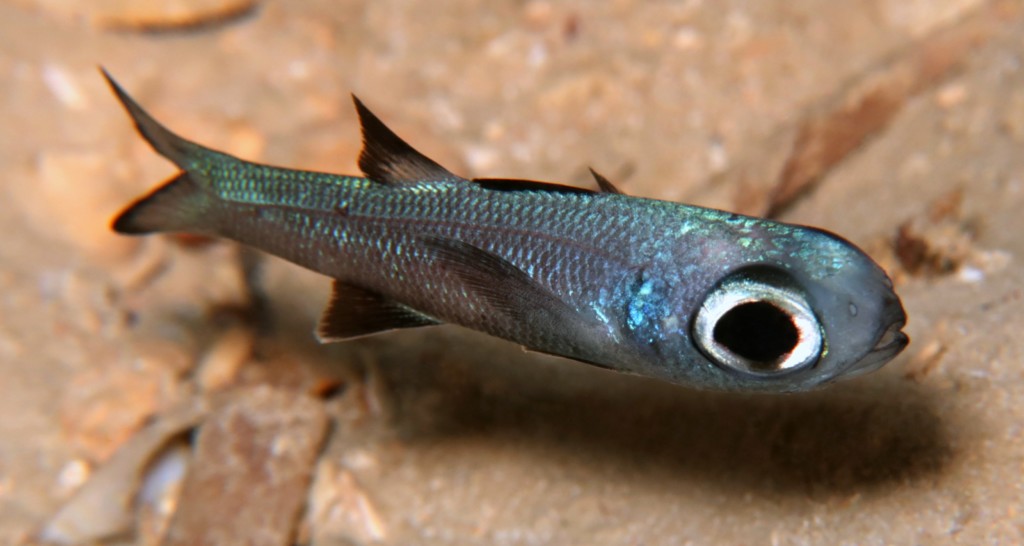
[845,310,909,378]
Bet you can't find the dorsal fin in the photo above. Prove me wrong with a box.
[352,95,461,186]
[473,177,595,196]
[588,167,623,194]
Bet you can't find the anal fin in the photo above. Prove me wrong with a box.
[317,280,439,342]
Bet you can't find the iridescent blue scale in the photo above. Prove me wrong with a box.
[104,70,907,393]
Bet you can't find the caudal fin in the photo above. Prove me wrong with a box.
[101,68,206,169]
[103,68,216,234]
[111,172,206,234]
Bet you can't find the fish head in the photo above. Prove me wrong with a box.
[684,225,907,392]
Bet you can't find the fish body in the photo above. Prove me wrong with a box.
[105,71,907,392]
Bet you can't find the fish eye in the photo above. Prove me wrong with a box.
[692,267,823,376]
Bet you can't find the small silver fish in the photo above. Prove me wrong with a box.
[105,70,907,392]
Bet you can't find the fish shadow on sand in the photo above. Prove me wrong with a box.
[264,292,953,499]
[366,332,950,498]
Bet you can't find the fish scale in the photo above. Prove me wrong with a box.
[103,70,907,392]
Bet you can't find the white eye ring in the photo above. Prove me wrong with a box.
[693,274,823,375]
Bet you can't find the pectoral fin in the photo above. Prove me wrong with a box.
[422,237,600,337]
[317,280,439,342]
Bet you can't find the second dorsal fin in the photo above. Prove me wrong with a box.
[352,95,462,186]
[588,167,624,194]
[473,177,596,196]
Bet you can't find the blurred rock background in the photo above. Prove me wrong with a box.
[1,0,1023,544]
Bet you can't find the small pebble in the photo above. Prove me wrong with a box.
[956,265,985,283]
[195,325,255,392]
[935,83,968,109]
[137,440,192,546]
[672,27,704,51]
[41,64,87,110]
[523,1,554,27]
[55,460,91,496]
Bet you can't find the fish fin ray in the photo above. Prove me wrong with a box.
[588,167,624,194]
[317,280,439,342]
[352,95,463,186]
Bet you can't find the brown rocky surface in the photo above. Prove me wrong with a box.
[1,0,1023,544]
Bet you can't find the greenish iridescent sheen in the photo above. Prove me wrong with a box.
[104,70,907,392]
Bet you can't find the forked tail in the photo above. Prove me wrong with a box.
[102,68,219,235]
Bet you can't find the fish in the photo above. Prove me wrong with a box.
[103,69,908,393]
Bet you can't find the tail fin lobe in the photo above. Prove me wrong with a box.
[103,68,220,235]
[112,173,208,235]
[100,67,205,169]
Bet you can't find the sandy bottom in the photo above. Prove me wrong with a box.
[1,0,1023,544]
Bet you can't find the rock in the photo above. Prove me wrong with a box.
[162,386,329,546]
[15,0,257,31]
[60,360,180,461]
[40,398,209,545]
[194,325,255,392]
[307,461,388,545]
[136,439,193,546]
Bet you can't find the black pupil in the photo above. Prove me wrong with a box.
[713,301,799,365]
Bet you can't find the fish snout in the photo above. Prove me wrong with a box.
[845,295,908,377]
